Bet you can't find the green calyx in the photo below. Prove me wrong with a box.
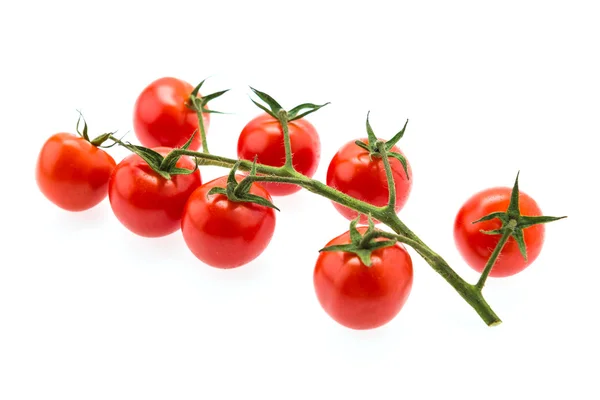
[354,111,410,179]
[473,172,567,261]
[186,79,230,115]
[207,158,280,211]
[113,133,199,180]
[319,216,397,266]
[248,86,330,171]
[75,112,116,148]
[249,86,330,125]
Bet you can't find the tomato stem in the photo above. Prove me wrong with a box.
[278,110,295,171]
[363,226,502,326]
[475,222,515,291]
[197,109,209,154]
[234,175,306,198]
[128,146,503,326]
[376,141,397,211]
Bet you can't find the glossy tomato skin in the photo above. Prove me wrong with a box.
[314,227,413,330]
[454,187,545,277]
[133,77,210,151]
[326,138,412,223]
[108,147,202,238]
[237,113,321,196]
[181,175,276,269]
[36,133,116,211]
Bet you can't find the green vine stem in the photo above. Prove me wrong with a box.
[157,147,502,326]
[376,140,397,211]
[111,87,568,327]
[185,79,230,154]
[198,111,209,154]
[277,110,295,171]
[474,222,515,291]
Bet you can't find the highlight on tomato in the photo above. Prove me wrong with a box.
[133,77,210,151]
[326,113,412,223]
[36,116,116,212]
[314,221,413,330]
[108,145,202,238]
[181,165,277,269]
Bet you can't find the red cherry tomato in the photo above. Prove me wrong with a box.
[454,187,545,277]
[326,138,412,223]
[36,133,116,211]
[108,148,202,238]
[181,176,276,268]
[314,227,413,330]
[237,113,321,196]
[133,77,210,151]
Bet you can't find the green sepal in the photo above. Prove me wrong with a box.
[207,186,227,197]
[249,87,328,123]
[349,217,362,244]
[169,156,200,176]
[319,215,398,267]
[249,87,283,115]
[170,166,198,175]
[202,89,230,103]
[196,90,230,115]
[128,145,165,167]
[207,159,280,211]
[251,99,278,119]
[112,134,202,180]
[319,240,397,267]
[287,102,330,121]
[75,112,117,147]
[354,140,371,152]
[122,143,171,180]
[250,156,258,175]
[365,111,378,147]
[201,109,229,115]
[161,132,197,172]
[518,215,567,229]
[235,157,259,195]
[103,131,129,149]
[236,193,280,211]
[472,212,508,225]
[360,113,410,179]
[187,79,230,116]
[512,228,528,261]
[480,229,503,236]
[388,152,410,180]
[385,119,409,150]
[366,214,376,235]
[323,245,373,266]
[76,112,90,141]
[190,79,206,97]
[472,172,567,261]
[506,172,521,219]
[90,132,113,147]
[227,159,243,182]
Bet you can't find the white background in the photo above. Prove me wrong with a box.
[1,1,598,399]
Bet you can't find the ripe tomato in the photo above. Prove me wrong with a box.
[314,227,413,330]
[237,113,320,196]
[36,133,116,212]
[108,148,202,238]
[133,77,210,151]
[454,187,545,277]
[326,138,412,223]
[181,175,276,268]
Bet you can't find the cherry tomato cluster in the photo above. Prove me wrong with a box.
[35,76,564,329]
